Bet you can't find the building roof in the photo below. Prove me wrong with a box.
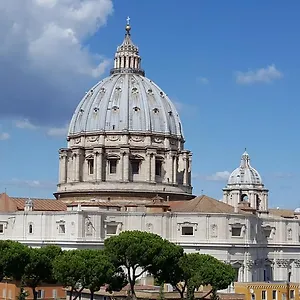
[169,195,241,214]
[268,208,295,218]
[68,22,183,138]
[0,193,67,212]
[227,150,263,186]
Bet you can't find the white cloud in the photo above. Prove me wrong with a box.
[0,0,113,78]
[5,178,56,190]
[204,171,230,182]
[47,125,68,137]
[236,64,283,84]
[15,119,37,130]
[197,77,209,84]
[0,132,10,140]
[0,0,114,125]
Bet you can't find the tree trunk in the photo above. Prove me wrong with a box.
[69,288,73,300]
[73,287,84,300]
[199,289,213,300]
[90,290,94,300]
[32,287,37,300]
[186,284,194,300]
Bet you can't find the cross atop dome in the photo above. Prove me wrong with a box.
[110,17,145,76]
[125,16,131,34]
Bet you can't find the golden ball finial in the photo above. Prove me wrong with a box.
[126,24,131,33]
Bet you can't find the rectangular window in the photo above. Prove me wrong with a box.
[155,160,162,176]
[290,290,295,299]
[272,290,277,300]
[262,291,266,300]
[88,159,94,175]
[231,227,242,237]
[59,224,66,234]
[109,160,117,174]
[0,224,3,233]
[131,161,140,175]
[181,226,194,236]
[106,225,118,235]
[52,289,57,299]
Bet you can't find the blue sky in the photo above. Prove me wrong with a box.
[0,0,299,209]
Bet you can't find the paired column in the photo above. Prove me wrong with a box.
[58,150,68,184]
[182,152,189,186]
[121,148,130,182]
[94,148,103,182]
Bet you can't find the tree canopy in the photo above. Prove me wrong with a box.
[104,230,183,297]
[0,231,236,300]
[154,252,236,300]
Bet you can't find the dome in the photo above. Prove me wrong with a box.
[68,20,183,139]
[68,74,183,137]
[227,150,262,185]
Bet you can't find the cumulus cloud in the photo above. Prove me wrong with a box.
[204,171,230,182]
[0,0,113,127]
[0,132,10,140]
[3,178,56,190]
[15,119,37,130]
[196,77,209,85]
[14,119,69,138]
[47,125,69,137]
[235,64,283,85]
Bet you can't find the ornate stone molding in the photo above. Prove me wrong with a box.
[246,260,254,269]
[294,259,300,268]
[210,224,218,238]
[177,221,198,232]
[276,259,291,268]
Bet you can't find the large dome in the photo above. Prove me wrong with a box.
[68,21,183,139]
[68,74,183,137]
[227,150,262,185]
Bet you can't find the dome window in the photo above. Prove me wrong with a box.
[90,89,94,94]
[100,87,106,93]
[160,91,164,96]
[133,106,140,112]
[132,87,138,93]
[112,105,119,111]
[116,87,122,91]
[80,108,84,113]
[168,111,173,116]
[94,107,99,113]
[153,108,159,114]
[147,89,153,94]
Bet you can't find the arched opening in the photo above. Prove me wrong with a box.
[28,223,33,234]
[241,194,248,202]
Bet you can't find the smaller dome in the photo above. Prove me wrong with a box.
[228,150,262,185]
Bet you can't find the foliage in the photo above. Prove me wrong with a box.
[155,253,235,300]
[22,246,62,300]
[0,240,30,281]
[0,232,236,300]
[53,249,126,300]
[17,287,29,300]
[53,250,86,299]
[104,230,182,297]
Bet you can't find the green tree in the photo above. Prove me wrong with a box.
[21,246,62,300]
[154,253,235,300]
[81,249,127,300]
[104,230,183,298]
[0,241,30,282]
[53,250,86,300]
